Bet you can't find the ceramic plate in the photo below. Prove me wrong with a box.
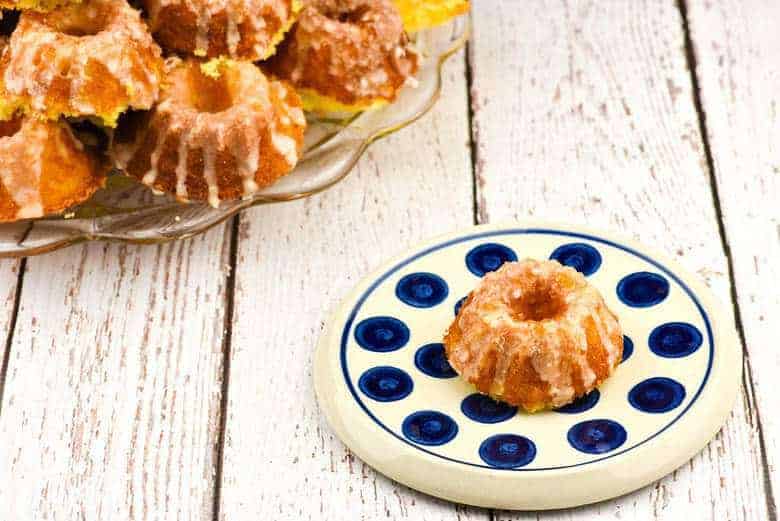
[314,222,742,510]
[0,17,468,258]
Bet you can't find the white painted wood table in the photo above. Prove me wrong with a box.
[0,1,777,519]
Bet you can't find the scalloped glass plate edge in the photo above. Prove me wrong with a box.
[0,16,469,258]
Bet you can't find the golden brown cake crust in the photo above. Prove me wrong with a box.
[0,0,163,126]
[266,0,418,107]
[114,58,306,208]
[0,116,106,222]
[143,0,297,61]
[444,259,623,412]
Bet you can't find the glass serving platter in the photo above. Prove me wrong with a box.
[0,17,468,258]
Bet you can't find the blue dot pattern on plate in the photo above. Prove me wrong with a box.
[629,377,686,413]
[622,335,634,362]
[461,394,518,423]
[549,243,602,276]
[415,343,457,379]
[465,243,518,277]
[617,272,670,307]
[568,419,628,454]
[479,434,537,469]
[402,410,458,446]
[454,295,468,316]
[649,322,703,358]
[396,272,449,308]
[555,390,600,414]
[354,316,410,352]
[358,366,413,402]
[340,229,715,471]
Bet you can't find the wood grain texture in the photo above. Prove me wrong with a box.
[218,52,488,521]
[686,0,780,514]
[468,1,770,519]
[0,259,22,391]
[0,230,232,520]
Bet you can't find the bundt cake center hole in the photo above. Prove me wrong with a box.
[326,5,371,23]
[50,10,111,37]
[0,118,22,139]
[186,68,235,114]
[509,283,568,322]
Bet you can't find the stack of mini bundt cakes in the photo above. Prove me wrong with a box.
[0,0,468,221]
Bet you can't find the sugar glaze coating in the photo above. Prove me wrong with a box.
[444,259,623,412]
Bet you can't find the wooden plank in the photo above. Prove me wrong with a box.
[218,52,487,520]
[0,230,232,520]
[685,0,780,514]
[469,0,770,519]
[0,259,21,392]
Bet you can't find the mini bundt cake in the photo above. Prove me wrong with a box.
[114,58,306,208]
[393,0,468,32]
[0,0,80,12]
[0,0,163,126]
[265,0,418,113]
[142,0,300,61]
[444,259,623,413]
[0,115,106,222]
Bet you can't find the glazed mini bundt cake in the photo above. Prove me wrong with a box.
[265,0,418,113]
[393,0,469,32]
[0,0,163,126]
[0,0,79,12]
[444,259,623,413]
[0,115,106,221]
[143,0,300,61]
[114,58,306,208]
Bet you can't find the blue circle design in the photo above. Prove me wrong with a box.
[555,390,600,414]
[617,272,670,307]
[479,434,537,469]
[414,343,457,379]
[461,394,518,423]
[567,419,628,455]
[341,228,715,471]
[396,272,449,308]
[354,316,410,352]
[454,295,468,316]
[465,243,518,276]
[358,366,413,402]
[402,411,458,446]
[622,335,634,362]
[649,322,703,358]
[629,377,686,413]
[549,243,602,276]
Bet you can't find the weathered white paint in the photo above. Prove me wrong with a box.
[218,52,488,521]
[0,1,776,519]
[687,0,780,513]
[469,1,769,519]
[0,231,231,520]
[0,259,21,377]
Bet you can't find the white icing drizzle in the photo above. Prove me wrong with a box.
[445,259,623,410]
[148,0,293,59]
[2,0,162,120]
[142,130,167,186]
[271,131,298,166]
[119,59,304,207]
[174,128,191,199]
[202,145,220,208]
[0,119,94,220]
[280,0,418,103]
[0,122,44,219]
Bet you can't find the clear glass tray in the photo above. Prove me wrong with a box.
[0,17,468,258]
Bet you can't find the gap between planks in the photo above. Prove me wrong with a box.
[677,1,778,519]
[0,258,25,415]
[212,215,241,521]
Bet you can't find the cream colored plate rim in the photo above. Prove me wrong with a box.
[313,221,742,510]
